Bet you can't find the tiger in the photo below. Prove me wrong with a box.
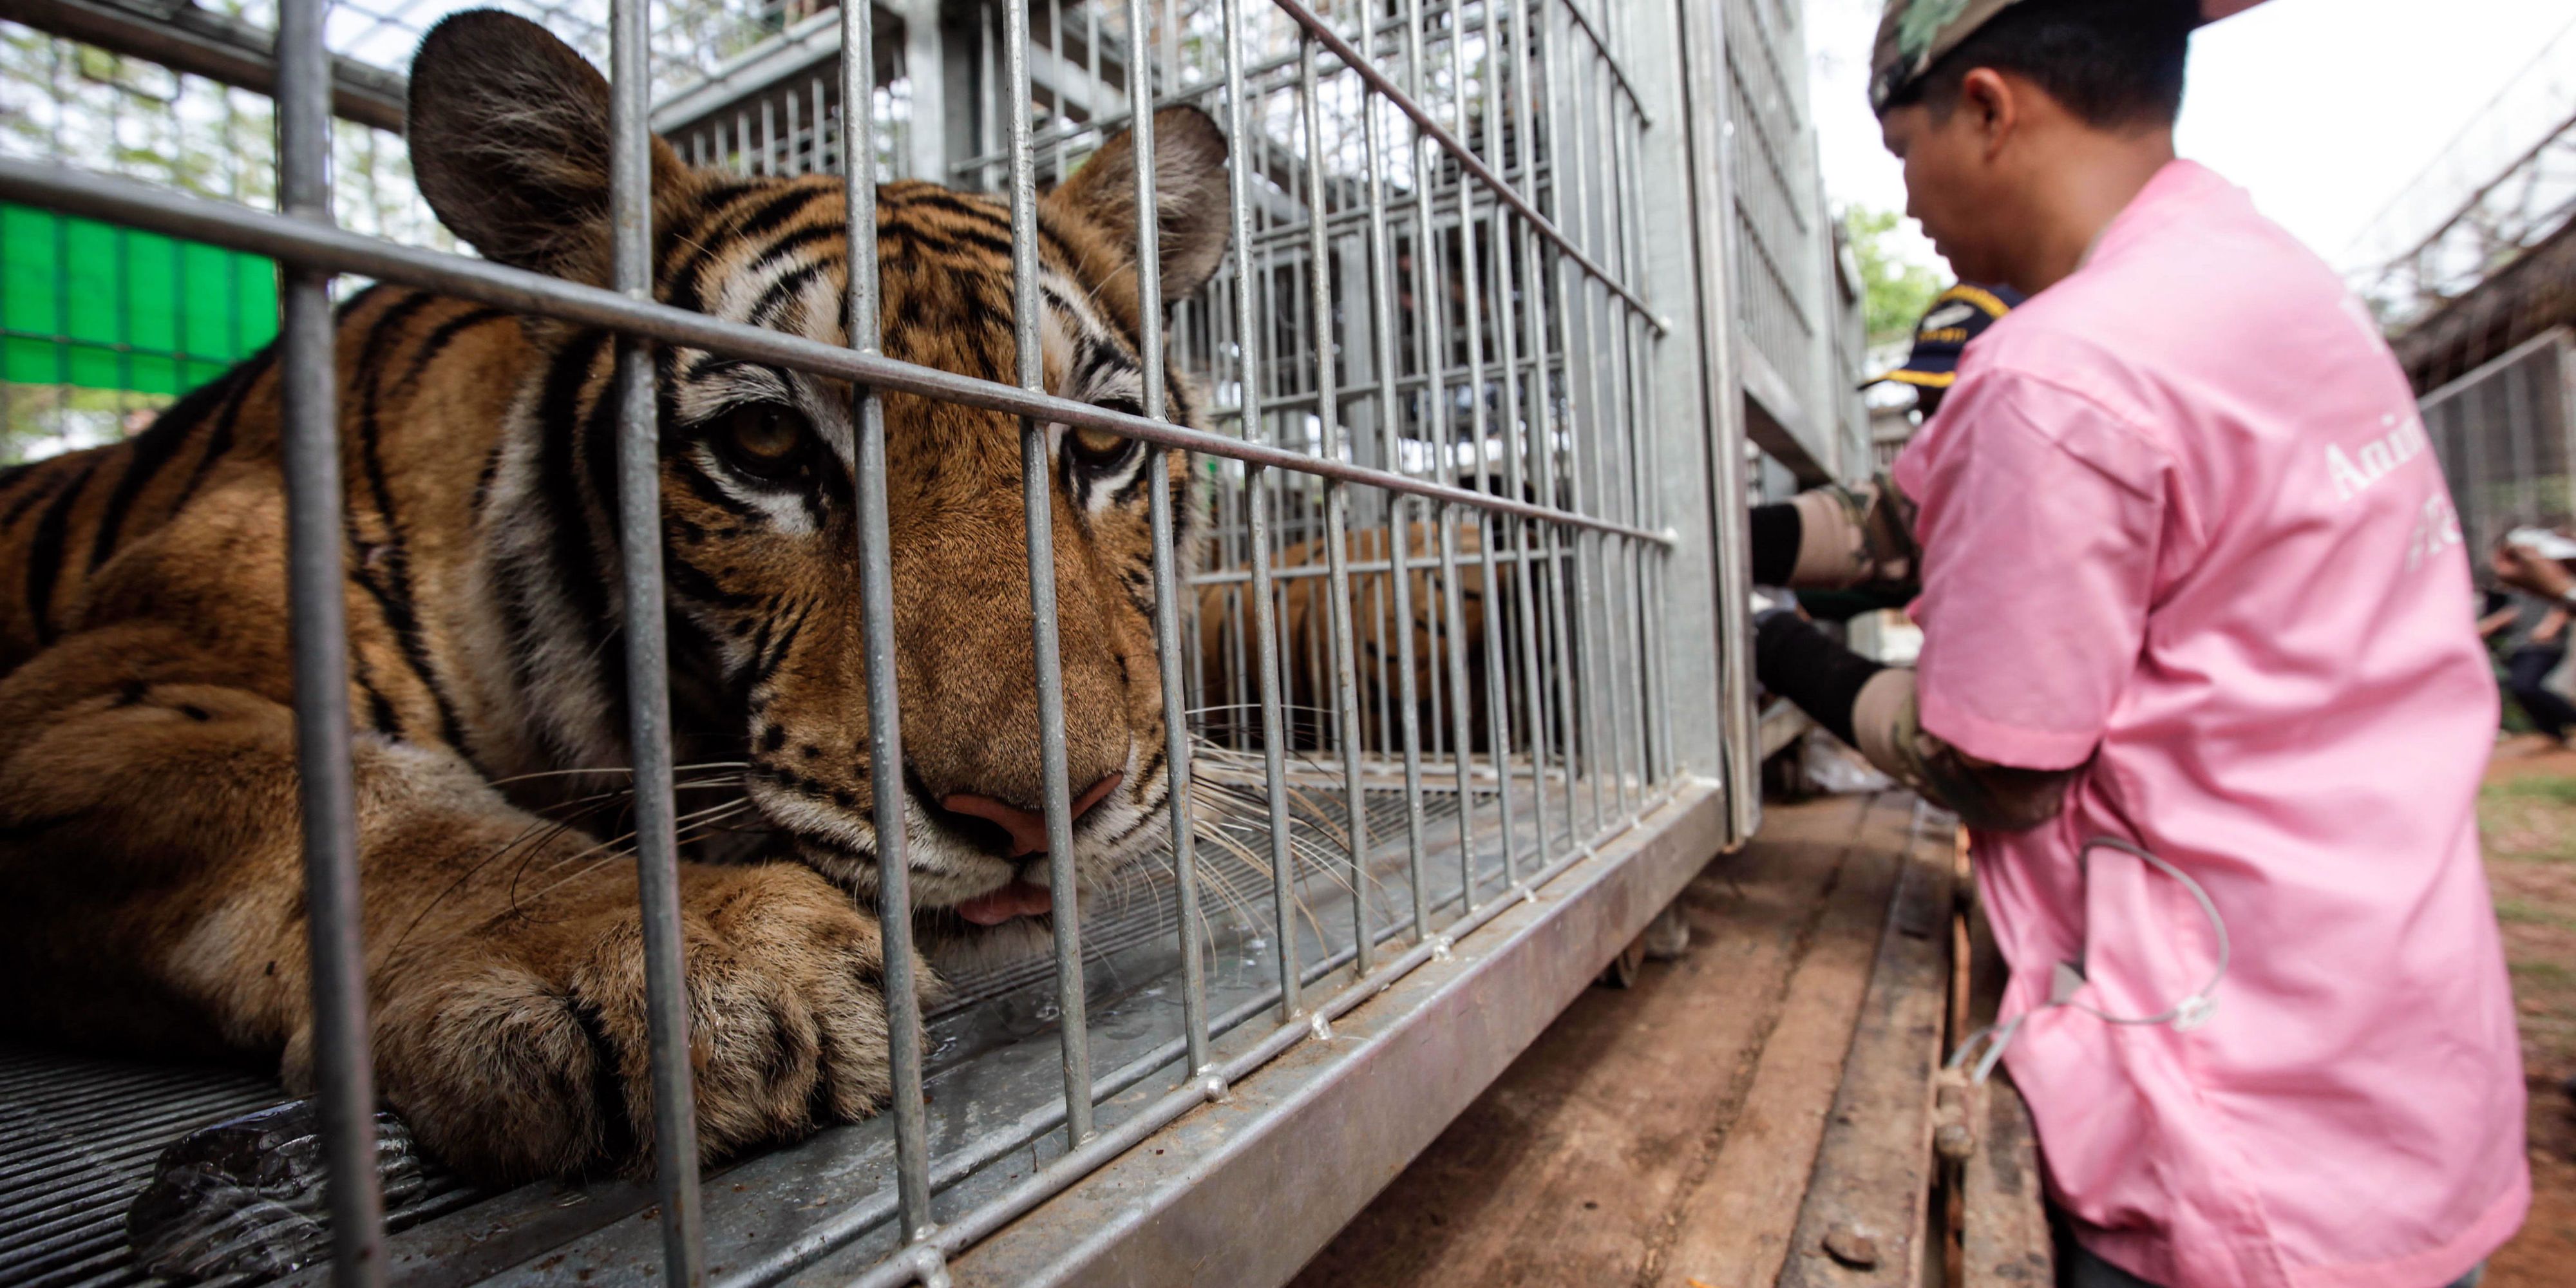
[0,9,1231,1184]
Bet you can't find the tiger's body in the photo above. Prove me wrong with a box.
[0,11,1231,1182]
[1194,520,1490,751]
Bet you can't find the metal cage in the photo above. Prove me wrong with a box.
[0,0,1864,1282]
[2423,325,2576,551]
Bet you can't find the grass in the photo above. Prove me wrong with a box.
[2483,773,2576,864]
[2481,748,2576,1287]
[2487,775,2576,808]
[2498,898,2576,932]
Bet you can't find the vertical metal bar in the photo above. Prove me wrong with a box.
[1609,47,1653,813]
[1359,44,1429,942]
[1535,0,1577,835]
[1485,0,1552,882]
[1124,0,1213,1079]
[786,90,802,175]
[1222,0,1303,1019]
[1008,0,1096,1146]
[609,2,706,1281]
[1504,0,1578,862]
[980,5,1001,189]
[276,1,384,1282]
[1302,32,1372,975]
[1674,0,1759,838]
[815,78,830,179]
[1412,0,1476,915]
[1458,0,1519,887]
[842,0,933,1243]
[1551,18,1617,833]
[1047,0,1066,180]
[1616,44,1670,791]
[1567,13,1609,837]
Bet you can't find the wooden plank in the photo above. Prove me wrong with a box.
[1960,1076,2053,1285]
[1959,891,2054,1285]
[1289,793,1895,1287]
[1645,800,1915,1288]
[1773,811,1956,1288]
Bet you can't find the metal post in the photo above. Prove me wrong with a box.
[276,0,385,1281]
[609,1,706,1280]
[1671,0,1759,837]
[843,0,934,1243]
[1005,0,1095,1146]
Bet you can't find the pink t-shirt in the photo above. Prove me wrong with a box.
[1892,160,2527,1288]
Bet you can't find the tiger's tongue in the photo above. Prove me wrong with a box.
[957,880,1054,926]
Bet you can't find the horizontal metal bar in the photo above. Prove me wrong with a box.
[0,158,1672,545]
[1262,0,1667,334]
[7,0,410,132]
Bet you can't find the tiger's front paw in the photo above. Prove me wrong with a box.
[349,864,898,1182]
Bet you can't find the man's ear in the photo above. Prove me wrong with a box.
[1043,106,1233,302]
[406,10,690,281]
[1958,66,2020,160]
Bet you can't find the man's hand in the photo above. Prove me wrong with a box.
[2497,544,2576,600]
[1754,614,2075,832]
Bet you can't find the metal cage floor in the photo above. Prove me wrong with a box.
[0,764,1641,1288]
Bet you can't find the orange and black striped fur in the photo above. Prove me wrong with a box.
[0,10,1229,1182]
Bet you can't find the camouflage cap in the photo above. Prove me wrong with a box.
[1869,0,2269,113]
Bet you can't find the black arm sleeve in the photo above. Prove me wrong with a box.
[1753,610,1884,748]
[1748,502,1801,587]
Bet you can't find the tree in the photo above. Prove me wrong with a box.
[1844,205,1944,346]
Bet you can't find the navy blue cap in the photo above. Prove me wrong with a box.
[1862,282,2023,392]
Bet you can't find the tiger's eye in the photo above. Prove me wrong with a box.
[724,405,802,462]
[1069,426,1132,464]
[1066,397,1145,471]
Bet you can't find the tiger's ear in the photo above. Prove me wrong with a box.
[1045,106,1233,303]
[406,10,690,282]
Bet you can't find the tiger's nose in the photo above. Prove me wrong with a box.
[940,772,1124,858]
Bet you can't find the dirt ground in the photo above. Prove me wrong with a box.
[2480,738,2576,1285]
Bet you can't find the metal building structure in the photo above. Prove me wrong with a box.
[2422,327,2575,551]
[0,0,1863,1284]
[2347,15,2576,341]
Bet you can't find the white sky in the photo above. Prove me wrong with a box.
[1804,0,2576,276]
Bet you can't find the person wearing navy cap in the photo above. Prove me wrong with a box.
[1743,283,2027,608]
[1864,281,2025,417]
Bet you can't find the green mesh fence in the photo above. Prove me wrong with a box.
[1,200,278,398]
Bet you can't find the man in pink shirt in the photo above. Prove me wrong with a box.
[1748,2,2528,1284]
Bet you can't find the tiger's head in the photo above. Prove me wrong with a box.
[407,13,1227,942]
